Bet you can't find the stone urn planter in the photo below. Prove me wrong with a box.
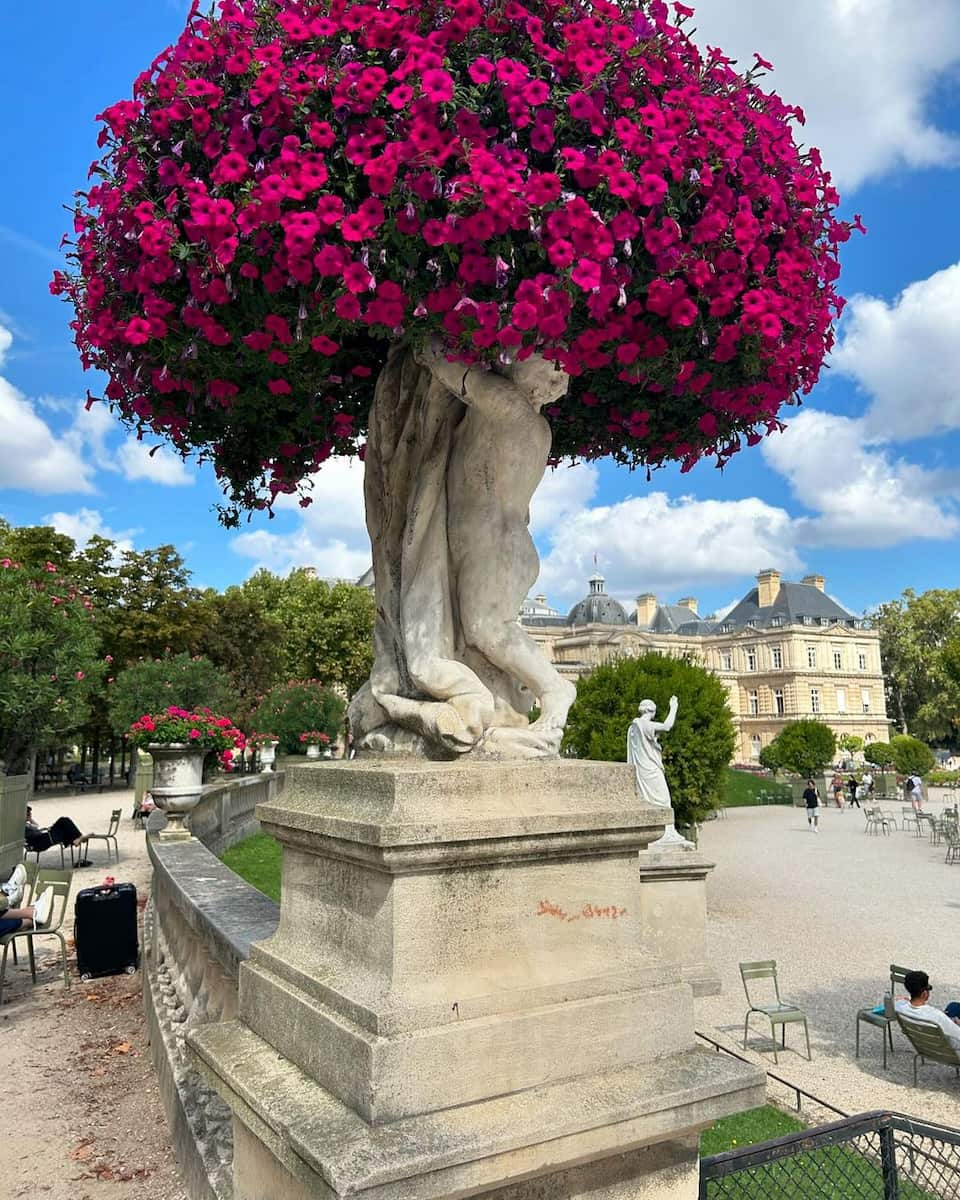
[305,742,322,760]
[147,743,206,840]
[259,741,278,773]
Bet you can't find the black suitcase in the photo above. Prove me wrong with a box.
[74,882,140,980]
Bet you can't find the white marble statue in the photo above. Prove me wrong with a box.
[347,342,577,760]
[627,696,694,849]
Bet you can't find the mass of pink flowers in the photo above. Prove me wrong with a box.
[53,0,860,516]
[299,730,331,743]
[129,705,246,769]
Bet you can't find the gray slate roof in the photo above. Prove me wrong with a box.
[720,582,854,630]
[567,593,630,626]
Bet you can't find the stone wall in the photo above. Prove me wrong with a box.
[0,773,30,881]
[144,774,281,1200]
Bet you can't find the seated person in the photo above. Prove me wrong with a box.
[25,805,91,866]
[0,882,54,937]
[895,970,960,1047]
[66,763,88,791]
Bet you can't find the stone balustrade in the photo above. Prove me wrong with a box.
[144,773,282,1200]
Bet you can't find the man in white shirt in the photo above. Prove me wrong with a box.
[905,775,924,811]
[895,971,960,1047]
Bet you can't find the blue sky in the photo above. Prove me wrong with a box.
[1,0,959,616]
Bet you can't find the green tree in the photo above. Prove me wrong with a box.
[871,589,960,743]
[242,570,374,696]
[108,653,239,735]
[0,561,102,773]
[758,742,783,773]
[562,653,735,828]
[0,523,79,571]
[251,680,346,755]
[763,720,836,778]
[194,588,284,727]
[838,734,864,755]
[102,545,206,665]
[890,734,935,778]
[863,741,896,769]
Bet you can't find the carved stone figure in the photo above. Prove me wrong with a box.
[348,342,577,760]
[627,696,694,849]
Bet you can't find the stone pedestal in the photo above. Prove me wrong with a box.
[188,761,762,1199]
[637,848,720,998]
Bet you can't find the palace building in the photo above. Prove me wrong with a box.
[520,568,891,763]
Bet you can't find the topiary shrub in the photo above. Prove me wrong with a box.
[563,652,735,827]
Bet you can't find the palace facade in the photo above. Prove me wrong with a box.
[520,568,891,763]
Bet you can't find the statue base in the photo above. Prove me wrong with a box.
[188,760,761,1197]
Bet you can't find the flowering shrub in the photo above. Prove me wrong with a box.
[129,705,246,769]
[54,0,859,518]
[252,679,345,754]
[247,731,280,747]
[0,559,102,772]
[299,730,331,744]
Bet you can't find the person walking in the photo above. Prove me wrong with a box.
[847,774,861,809]
[803,778,820,833]
[831,772,845,809]
[905,774,924,812]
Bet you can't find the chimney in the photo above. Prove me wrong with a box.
[678,597,698,615]
[801,574,826,593]
[534,594,547,606]
[756,568,781,609]
[635,593,657,627]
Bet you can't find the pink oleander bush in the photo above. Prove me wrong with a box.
[129,705,246,770]
[53,0,860,519]
[299,730,331,744]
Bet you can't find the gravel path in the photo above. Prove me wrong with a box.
[0,788,186,1200]
[696,803,960,1126]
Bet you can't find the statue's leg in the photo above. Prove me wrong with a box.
[458,564,576,731]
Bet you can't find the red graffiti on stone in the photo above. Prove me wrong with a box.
[537,899,627,923]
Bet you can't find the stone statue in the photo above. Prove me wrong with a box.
[348,342,577,760]
[627,696,694,849]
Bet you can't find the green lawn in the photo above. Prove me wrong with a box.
[700,1106,936,1199]
[700,1105,806,1156]
[722,768,793,808]
[220,831,282,902]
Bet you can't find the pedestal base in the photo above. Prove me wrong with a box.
[187,761,761,1198]
[637,848,720,998]
[190,1020,760,1200]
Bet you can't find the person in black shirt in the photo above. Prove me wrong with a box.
[847,775,861,809]
[803,778,820,833]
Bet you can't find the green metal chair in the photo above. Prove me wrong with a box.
[896,1011,960,1086]
[944,824,960,864]
[73,808,122,864]
[0,867,72,1003]
[740,960,811,1063]
[855,964,914,1069]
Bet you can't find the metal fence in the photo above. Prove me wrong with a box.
[701,1111,960,1199]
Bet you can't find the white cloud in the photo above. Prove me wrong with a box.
[0,339,95,495]
[529,462,599,536]
[690,0,960,190]
[536,490,803,602]
[274,457,367,536]
[42,507,138,557]
[115,438,194,486]
[761,409,959,546]
[231,528,371,581]
[832,262,960,441]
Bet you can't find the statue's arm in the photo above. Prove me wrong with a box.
[415,342,523,421]
[652,696,679,733]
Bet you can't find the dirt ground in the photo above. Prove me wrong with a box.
[1,789,187,1200]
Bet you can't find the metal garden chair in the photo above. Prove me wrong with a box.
[896,1011,960,1086]
[740,960,811,1063]
[855,964,915,1069]
[0,867,72,1004]
[73,808,122,864]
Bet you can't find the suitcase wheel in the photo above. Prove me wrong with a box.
[125,965,137,975]
[81,973,92,982]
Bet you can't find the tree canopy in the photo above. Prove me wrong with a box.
[759,719,836,778]
[870,589,960,745]
[0,559,102,773]
[863,741,896,769]
[563,652,735,827]
[55,0,855,519]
